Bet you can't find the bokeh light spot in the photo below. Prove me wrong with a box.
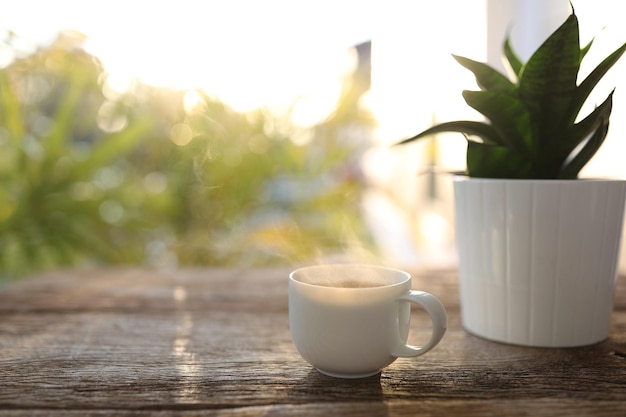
[144,171,168,194]
[70,182,100,201]
[97,101,128,133]
[170,123,193,146]
[99,200,124,224]
[95,166,123,190]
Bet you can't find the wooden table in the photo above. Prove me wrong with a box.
[1,267,625,416]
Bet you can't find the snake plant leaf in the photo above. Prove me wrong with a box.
[569,42,626,125]
[452,55,516,95]
[559,97,612,179]
[518,13,580,142]
[559,91,613,177]
[503,37,523,79]
[560,90,614,160]
[462,90,531,153]
[466,141,532,178]
[396,8,625,180]
[580,38,594,62]
[396,120,505,146]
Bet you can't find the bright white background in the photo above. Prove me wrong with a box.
[0,0,374,126]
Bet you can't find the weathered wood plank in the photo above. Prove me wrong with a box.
[0,268,625,416]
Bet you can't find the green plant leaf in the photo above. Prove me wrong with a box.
[518,13,580,141]
[558,116,610,179]
[453,54,516,94]
[43,77,86,160]
[74,118,152,179]
[561,90,613,158]
[503,37,523,79]
[558,92,613,178]
[462,90,531,153]
[397,9,625,180]
[396,120,505,146]
[466,141,532,178]
[580,38,594,62]
[569,41,626,125]
[0,70,24,144]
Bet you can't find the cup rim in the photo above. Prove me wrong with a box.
[289,263,411,290]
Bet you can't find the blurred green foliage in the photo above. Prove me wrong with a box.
[0,31,375,281]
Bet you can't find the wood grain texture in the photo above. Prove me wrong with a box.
[0,267,625,416]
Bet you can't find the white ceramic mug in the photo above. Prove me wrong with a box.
[289,264,447,378]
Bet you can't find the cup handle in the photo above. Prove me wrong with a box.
[391,291,447,358]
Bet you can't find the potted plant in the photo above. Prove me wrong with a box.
[398,7,626,347]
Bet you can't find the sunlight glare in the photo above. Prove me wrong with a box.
[183,90,207,114]
[0,0,373,126]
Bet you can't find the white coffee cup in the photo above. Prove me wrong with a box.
[289,264,447,378]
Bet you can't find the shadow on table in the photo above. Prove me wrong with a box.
[286,369,389,416]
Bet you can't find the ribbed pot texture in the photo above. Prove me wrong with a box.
[454,177,626,347]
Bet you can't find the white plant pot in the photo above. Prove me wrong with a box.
[454,176,626,347]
